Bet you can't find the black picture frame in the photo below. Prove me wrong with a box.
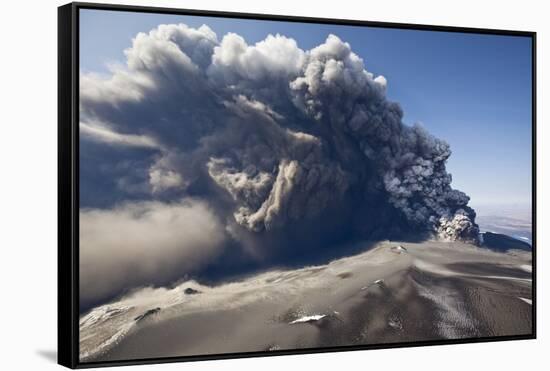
[58,2,537,369]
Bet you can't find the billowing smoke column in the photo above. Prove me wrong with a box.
[80,24,480,252]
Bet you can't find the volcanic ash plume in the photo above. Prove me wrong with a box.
[80,24,480,249]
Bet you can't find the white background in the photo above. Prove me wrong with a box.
[0,0,546,369]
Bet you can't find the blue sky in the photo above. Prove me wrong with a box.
[80,9,533,210]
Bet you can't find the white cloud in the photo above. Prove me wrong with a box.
[80,69,154,105]
[209,33,305,83]
[127,23,218,70]
[80,121,161,149]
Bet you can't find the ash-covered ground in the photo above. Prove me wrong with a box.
[80,239,532,362]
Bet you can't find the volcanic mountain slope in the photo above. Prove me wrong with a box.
[80,240,532,362]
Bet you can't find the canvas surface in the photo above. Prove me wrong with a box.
[77,7,533,363]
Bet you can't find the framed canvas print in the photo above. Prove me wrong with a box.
[58,2,536,368]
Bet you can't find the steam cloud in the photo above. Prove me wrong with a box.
[80,23,479,306]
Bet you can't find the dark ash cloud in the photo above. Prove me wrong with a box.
[80,23,480,306]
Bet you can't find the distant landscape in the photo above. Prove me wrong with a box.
[476,204,532,244]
